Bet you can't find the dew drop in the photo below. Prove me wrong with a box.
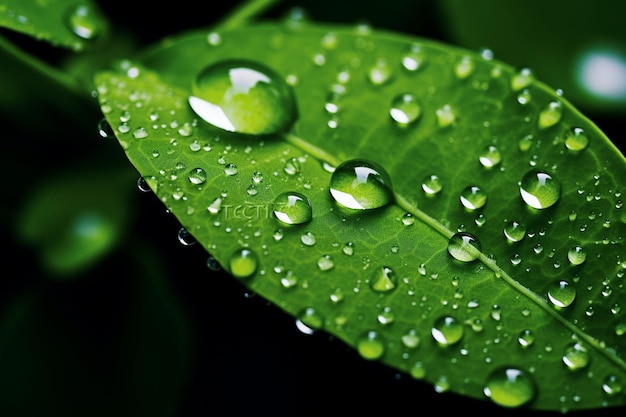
[177,227,196,246]
[511,67,534,91]
[401,329,421,349]
[460,185,487,210]
[188,167,207,185]
[224,163,238,176]
[370,266,397,293]
[342,242,355,256]
[538,100,563,129]
[517,329,535,347]
[519,169,561,209]
[300,231,317,246]
[567,245,587,265]
[356,331,386,360]
[295,307,324,334]
[602,374,623,396]
[547,280,576,308]
[329,159,393,210]
[435,104,456,127]
[65,4,103,40]
[564,127,589,151]
[367,58,394,85]
[272,191,312,225]
[317,254,334,271]
[504,220,526,243]
[479,145,502,168]
[455,55,474,78]
[401,213,415,225]
[229,248,258,279]
[97,118,114,139]
[422,174,443,195]
[390,93,422,126]
[562,342,590,370]
[484,367,536,408]
[431,315,463,346]
[447,232,482,262]
[402,43,426,71]
[188,59,297,135]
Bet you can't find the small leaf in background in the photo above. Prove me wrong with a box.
[0,0,109,51]
[15,160,137,278]
[95,19,626,413]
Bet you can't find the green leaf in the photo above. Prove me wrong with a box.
[93,21,626,412]
[0,0,109,51]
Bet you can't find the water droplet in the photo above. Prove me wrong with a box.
[504,220,526,243]
[272,191,312,225]
[511,67,534,91]
[224,163,238,176]
[370,266,397,293]
[400,329,421,349]
[479,145,502,168]
[435,104,456,127]
[447,232,482,262]
[390,93,421,126]
[567,245,587,265]
[431,315,463,346]
[401,213,415,225]
[520,169,561,209]
[562,342,590,370]
[367,58,394,85]
[97,118,114,138]
[538,100,563,129]
[460,185,487,210]
[188,167,207,185]
[377,307,395,325]
[422,174,443,195]
[329,159,393,210]
[517,329,535,347]
[177,227,196,246]
[300,231,317,246]
[317,254,334,271]
[454,55,474,78]
[295,307,324,334]
[564,127,589,151]
[602,374,623,396]
[356,330,385,360]
[342,242,354,256]
[189,59,297,135]
[484,367,536,408]
[401,43,426,71]
[547,280,576,308]
[65,4,103,40]
[229,248,258,279]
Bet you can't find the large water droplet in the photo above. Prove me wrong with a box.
[295,307,324,334]
[538,100,563,129]
[329,159,393,210]
[564,127,589,151]
[447,232,482,262]
[229,248,258,279]
[272,191,312,225]
[484,367,536,408]
[562,342,590,370]
[567,245,587,265]
[65,4,103,40]
[520,169,561,209]
[189,59,297,135]
[503,220,526,243]
[460,185,487,210]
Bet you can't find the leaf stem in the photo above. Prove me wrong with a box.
[214,0,284,32]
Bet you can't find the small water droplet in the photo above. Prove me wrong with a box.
[272,191,312,225]
[300,231,317,246]
[189,59,297,135]
[390,93,421,126]
[317,254,334,271]
[562,342,590,370]
[547,280,576,308]
[401,329,421,349]
[229,248,258,279]
[455,55,474,78]
[401,43,426,71]
[564,127,589,151]
[356,330,386,360]
[224,163,238,176]
[329,159,393,210]
[342,242,355,256]
[479,145,502,168]
[188,167,207,185]
[65,4,103,40]
[295,307,324,334]
[177,227,196,246]
[435,104,456,127]
[422,174,443,195]
[370,266,397,292]
[511,67,534,91]
[431,315,463,346]
[460,185,487,210]
[447,232,482,262]
[538,100,563,129]
[520,169,561,209]
[367,58,394,85]
[401,213,415,225]
[484,367,536,408]
[504,220,526,243]
[517,329,535,347]
[567,245,587,265]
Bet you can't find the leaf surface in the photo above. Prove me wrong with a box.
[94,21,626,412]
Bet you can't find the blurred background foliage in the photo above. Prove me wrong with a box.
[1,0,625,415]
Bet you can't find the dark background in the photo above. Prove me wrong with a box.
[1,0,625,416]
